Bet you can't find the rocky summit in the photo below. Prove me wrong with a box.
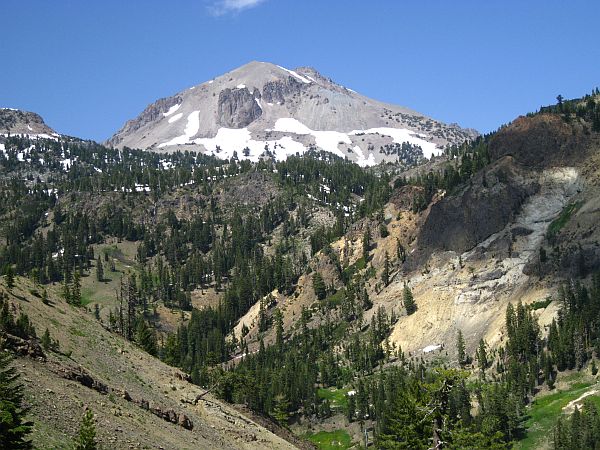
[107,61,477,166]
[0,108,58,137]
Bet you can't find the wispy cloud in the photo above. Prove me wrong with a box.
[210,0,268,16]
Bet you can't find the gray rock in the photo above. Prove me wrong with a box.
[217,87,262,128]
[262,76,302,104]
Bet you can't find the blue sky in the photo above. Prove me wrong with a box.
[1,0,598,141]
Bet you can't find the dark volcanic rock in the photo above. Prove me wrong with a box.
[262,76,303,104]
[417,160,538,256]
[217,87,262,128]
[0,331,46,359]
[489,114,589,169]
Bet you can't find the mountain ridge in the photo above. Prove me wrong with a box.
[107,61,478,166]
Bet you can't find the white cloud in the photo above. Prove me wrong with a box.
[210,0,267,15]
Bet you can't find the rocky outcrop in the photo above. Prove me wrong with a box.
[0,109,56,135]
[55,364,194,430]
[416,159,538,257]
[0,331,46,359]
[108,95,182,147]
[262,76,303,104]
[57,365,110,393]
[489,114,590,169]
[217,87,262,128]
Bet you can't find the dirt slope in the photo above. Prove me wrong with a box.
[1,277,298,450]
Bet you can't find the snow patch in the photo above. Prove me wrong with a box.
[422,344,442,353]
[255,98,262,110]
[61,158,72,170]
[163,103,181,117]
[191,127,307,162]
[276,65,312,84]
[353,145,376,167]
[272,118,347,158]
[168,112,183,124]
[159,111,200,147]
[273,118,312,135]
[236,84,246,89]
[349,127,439,159]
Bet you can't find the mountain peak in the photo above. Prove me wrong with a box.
[108,62,478,165]
[0,108,58,136]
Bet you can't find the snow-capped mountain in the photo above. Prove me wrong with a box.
[107,61,477,166]
[0,108,59,138]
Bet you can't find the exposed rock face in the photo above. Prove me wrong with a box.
[488,114,590,168]
[0,108,57,135]
[109,95,182,146]
[217,87,262,128]
[417,159,538,257]
[262,76,303,104]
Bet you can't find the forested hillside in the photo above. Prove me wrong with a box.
[2,88,600,449]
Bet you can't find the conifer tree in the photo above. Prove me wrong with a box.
[362,227,371,262]
[0,351,32,449]
[5,266,15,290]
[72,272,82,306]
[41,289,49,305]
[75,409,97,450]
[41,328,51,350]
[456,330,466,367]
[312,272,326,300]
[95,257,103,282]
[476,338,488,378]
[274,308,284,353]
[135,320,157,356]
[272,394,290,426]
[382,251,390,287]
[403,283,416,315]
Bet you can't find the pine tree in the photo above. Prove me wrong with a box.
[347,393,356,422]
[312,272,326,300]
[274,308,284,353]
[258,297,269,332]
[5,266,15,290]
[135,320,157,356]
[403,283,416,315]
[362,227,371,262]
[75,409,97,450]
[71,272,82,306]
[476,338,488,378]
[382,251,390,287]
[41,289,49,305]
[272,394,290,426]
[41,328,51,350]
[456,330,466,367]
[95,257,104,282]
[0,351,33,449]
